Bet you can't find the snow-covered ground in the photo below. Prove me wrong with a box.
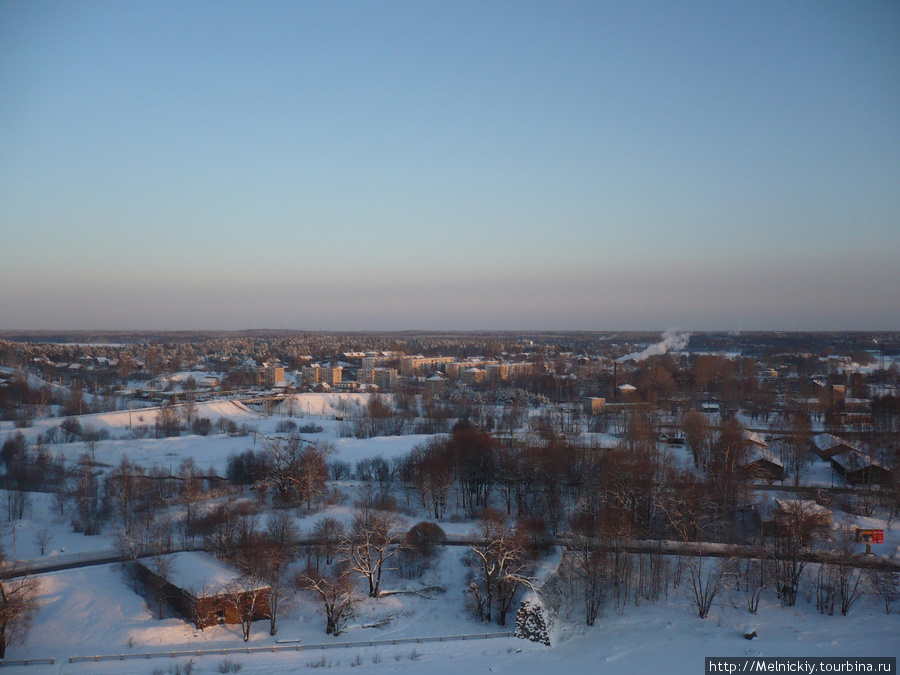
[274,393,378,417]
[0,401,898,672]
[12,551,900,673]
[0,400,265,441]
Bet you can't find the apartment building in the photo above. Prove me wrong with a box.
[302,364,342,387]
[399,355,455,377]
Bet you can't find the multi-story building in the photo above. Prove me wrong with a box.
[321,366,342,386]
[399,355,455,377]
[461,367,488,386]
[362,351,403,370]
[424,374,446,396]
[301,365,320,387]
[446,359,497,379]
[357,367,396,389]
[302,365,342,387]
[373,368,398,390]
[257,366,285,387]
[362,356,383,370]
[485,362,534,382]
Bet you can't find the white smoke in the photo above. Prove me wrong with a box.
[616,330,690,363]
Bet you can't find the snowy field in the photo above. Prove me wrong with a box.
[10,556,900,674]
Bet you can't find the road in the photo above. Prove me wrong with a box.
[3,534,897,580]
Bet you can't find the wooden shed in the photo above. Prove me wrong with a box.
[740,447,784,482]
[830,449,893,487]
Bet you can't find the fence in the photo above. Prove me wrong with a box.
[0,659,55,668]
[68,631,514,664]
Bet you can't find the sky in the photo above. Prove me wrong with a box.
[1,0,899,331]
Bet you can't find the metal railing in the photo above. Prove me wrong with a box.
[0,658,55,667]
[68,632,513,664]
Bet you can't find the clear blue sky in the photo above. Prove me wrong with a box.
[2,0,898,331]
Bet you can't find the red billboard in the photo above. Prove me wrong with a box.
[857,529,884,544]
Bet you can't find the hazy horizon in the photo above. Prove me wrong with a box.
[2,1,899,331]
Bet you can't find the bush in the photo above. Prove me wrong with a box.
[216,417,238,435]
[328,459,352,481]
[298,423,324,434]
[44,425,61,444]
[399,521,446,578]
[226,449,270,485]
[60,417,82,442]
[217,657,243,673]
[236,423,257,437]
[275,420,297,434]
[193,417,212,436]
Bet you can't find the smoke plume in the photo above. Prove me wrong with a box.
[616,330,690,363]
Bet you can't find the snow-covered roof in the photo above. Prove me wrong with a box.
[811,433,860,454]
[141,551,267,598]
[830,448,886,471]
[773,499,830,517]
[742,430,767,448]
[744,446,783,468]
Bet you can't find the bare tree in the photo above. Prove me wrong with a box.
[409,438,453,520]
[181,393,197,433]
[342,505,406,598]
[866,569,899,614]
[768,500,825,607]
[54,472,68,518]
[686,555,735,619]
[265,510,299,558]
[705,420,752,521]
[562,511,608,626]
[5,490,28,523]
[154,401,181,438]
[451,424,499,513]
[467,509,532,626]
[309,517,346,571]
[224,578,269,642]
[595,441,670,539]
[741,557,768,615]
[70,453,102,534]
[295,442,333,510]
[660,472,714,542]
[177,457,205,523]
[772,413,813,486]
[815,562,838,615]
[265,438,333,509]
[834,528,865,616]
[82,424,103,460]
[294,564,356,636]
[105,456,144,534]
[248,513,299,636]
[34,529,53,556]
[682,411,713,469]
[0,575,40,658]
[146,550,175,620]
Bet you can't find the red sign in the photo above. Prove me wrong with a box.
[858,529,885,544]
